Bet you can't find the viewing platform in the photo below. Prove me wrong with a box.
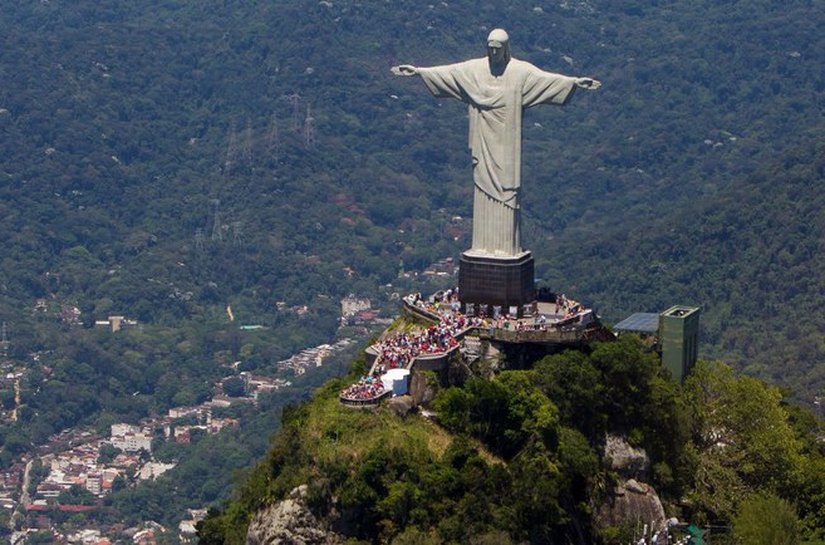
[339,388,391,408]
[403,291,611,347]
[340,288,612,407]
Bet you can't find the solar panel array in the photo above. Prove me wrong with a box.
[613,312,659,333]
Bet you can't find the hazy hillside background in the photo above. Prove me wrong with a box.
[0,0,822,402]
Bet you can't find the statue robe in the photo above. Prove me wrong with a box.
[417,57,577,257]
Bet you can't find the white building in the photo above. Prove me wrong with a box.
[137,462,175,481]
[111,433,152,453]
[111,424,152,453]
[111,423,137,437]
[341,295,371,317]
[85,472,102,495]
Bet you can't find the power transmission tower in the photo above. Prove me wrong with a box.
[211,199,223,242]
[304,104,316,149]
[194,228,205,253]
[267,112,280,163]
[242,118,254,166]
[0,322,8,358]
[224,122,239,176]
[231,221,244,245]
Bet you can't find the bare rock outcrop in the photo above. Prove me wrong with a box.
[388,395,415,417]
[246,485,342,545]
[409,373,437,407]
[595,478,666,531]
[595,435,666,533]
[604,434,650,480]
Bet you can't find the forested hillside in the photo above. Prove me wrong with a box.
[199,340,825,544]
[0,0,822,532]
[1,0,822,405]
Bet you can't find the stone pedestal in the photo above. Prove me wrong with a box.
[459,251,535,316]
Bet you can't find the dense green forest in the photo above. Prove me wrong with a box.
[199,337,825,544]
[1,0,823,403]
[0,0,822,535]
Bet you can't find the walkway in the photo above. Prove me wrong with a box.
[339,289,607,405]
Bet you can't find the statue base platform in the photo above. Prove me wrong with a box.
[459,251,535,317]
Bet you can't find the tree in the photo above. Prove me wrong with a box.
[684,361,803,523]
[97,443,122,465]
[26,532,54,545]
[733,493,799,545]
[0,390,14,411]
[57,484,96,506]
[433,387,472,433]
[434,372,558,459]
[222,377,246,398]
[533,350,606,440]
[391,526,443,545]
[589,336,661,436]
[793,455,825,541]
[111,475,128,493]
[197,510,231,545]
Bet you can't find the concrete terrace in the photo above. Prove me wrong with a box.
[340,289,611,406]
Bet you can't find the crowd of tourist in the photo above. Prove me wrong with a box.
[375,292,477,370]
[409,289,588,327]
[340,288,593,402]
[340,374,386,401]
[489,314,549,331]
[404,288,460,316]
[341,290,473,402]
[555,293,585,320]
[376,325,460,370]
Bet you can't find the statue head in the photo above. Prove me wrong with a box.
[486,28,510,73]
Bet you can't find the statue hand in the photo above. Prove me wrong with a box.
[391,64,418,76]
[575,77,602,90]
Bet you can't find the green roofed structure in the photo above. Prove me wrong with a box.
[686,523,706,545]
[615,305,701,382]
[613,312,659,335]
[659,305,700,382]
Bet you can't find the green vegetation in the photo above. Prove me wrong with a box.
[199,337,825,543]
[684,361,802,523]
[733,493,800,545]
[116,349,354,527]
[222,377,246,398]
[57,484,97,506]
[0,0,822,537]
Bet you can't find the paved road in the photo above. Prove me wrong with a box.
[10,458,33,531]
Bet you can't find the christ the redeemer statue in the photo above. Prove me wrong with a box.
[393,28,600,258]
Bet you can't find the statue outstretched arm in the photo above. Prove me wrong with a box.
[575,77,602,90]
[391,64,419,76]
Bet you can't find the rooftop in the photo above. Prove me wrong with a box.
[614,312,660,334]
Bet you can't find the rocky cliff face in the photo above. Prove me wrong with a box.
[595,435,666,533]
[595,478,666,531]
[247,438,669,544]
[246,485,342,545]
[604,434,651,478]
[409,372,437,407]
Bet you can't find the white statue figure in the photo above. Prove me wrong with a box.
[393,29,600,257]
